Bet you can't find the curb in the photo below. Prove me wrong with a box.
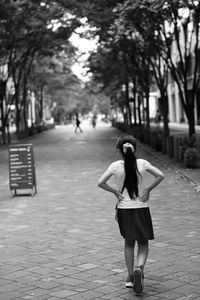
[141,143,200,193]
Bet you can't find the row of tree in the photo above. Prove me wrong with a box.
[1,0,199,142]
[0,0,107,143]
[76,0,200,138]
[0,0,75,142]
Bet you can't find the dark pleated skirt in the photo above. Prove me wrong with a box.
[117,208,154,241]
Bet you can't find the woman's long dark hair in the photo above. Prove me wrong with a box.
[116,135,140,199]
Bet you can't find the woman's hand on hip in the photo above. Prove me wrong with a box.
[115,191,124,202]
[139,188,150,203]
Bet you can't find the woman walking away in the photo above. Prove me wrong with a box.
[97,135,164,294]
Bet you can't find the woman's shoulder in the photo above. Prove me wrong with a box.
[110,160,124,167]
[137,158,148,164]
[137,158,151,169]
[108,160,123,171]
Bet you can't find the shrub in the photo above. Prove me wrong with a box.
[179,135,199,161]
[184,147,200,168]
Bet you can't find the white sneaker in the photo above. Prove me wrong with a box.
[125,281,134,288]
[125,274,133,288]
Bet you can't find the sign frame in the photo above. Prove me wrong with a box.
[9,144,37,196]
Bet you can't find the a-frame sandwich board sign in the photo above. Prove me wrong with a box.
[9,144,37,196]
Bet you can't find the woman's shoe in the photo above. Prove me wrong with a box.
[125,281,134,288]
[125,274,133,288]
[133,266,144,294]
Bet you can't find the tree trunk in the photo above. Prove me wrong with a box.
[1,121,6,145]
[125,80,132,125]
[15,87,21,137]
[126,104,131,125]
[6,123,11,144]
[161,94,169,137]
[141,96,145,123]
[145,90,150,130]
[0,80,7,144]
[138,95,142,125]
[132,79,137,124]
[186,105,196,138]
[133,98,137,124]
[39,85,43,122]
[22,79,28,134]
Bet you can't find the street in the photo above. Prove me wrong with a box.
[0,122,199,299]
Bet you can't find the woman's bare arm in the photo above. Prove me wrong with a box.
[139,165,164,202]
[145,166,165,192]
[97,170,124,201]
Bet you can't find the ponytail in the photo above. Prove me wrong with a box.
[124,149,139,199]
[116,135,140,199]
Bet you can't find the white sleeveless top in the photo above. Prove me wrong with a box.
[107,159,152,209]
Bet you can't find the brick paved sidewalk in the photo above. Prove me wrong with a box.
[0,123,199,299]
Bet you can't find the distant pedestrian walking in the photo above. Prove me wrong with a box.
[97,135,164,294]
[74,113,83,133]
[91,114,97,128]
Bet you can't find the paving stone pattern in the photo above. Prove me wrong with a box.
[0,123,199,299]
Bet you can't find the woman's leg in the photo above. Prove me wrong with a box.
[124,239,135,277]
[133,240,148,294]
[136,240,149,268]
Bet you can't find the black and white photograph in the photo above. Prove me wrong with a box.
[0,1,200,299]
